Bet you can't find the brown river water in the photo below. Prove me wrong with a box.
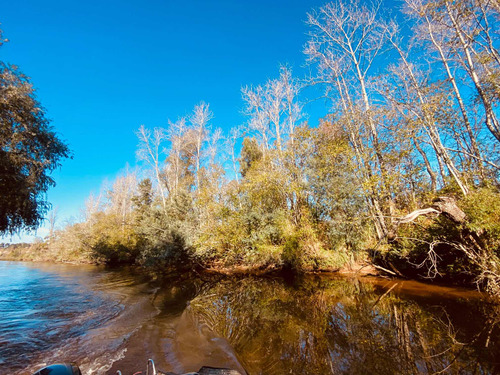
[0,261,499,374]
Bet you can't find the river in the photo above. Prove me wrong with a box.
[0,261,498,374]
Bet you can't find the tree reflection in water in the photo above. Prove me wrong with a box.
[186,275,499,374]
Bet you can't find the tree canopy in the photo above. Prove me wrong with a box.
[0,30,70,235]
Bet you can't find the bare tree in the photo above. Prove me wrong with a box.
[225,126,244,184]
[386,30,470,196]
[241,85,271,153]
[107,169,137,231]
[190,102,213,191]
[281,67,303,146]
[136,125,167,210]
[165,117,188,200]
[82,192,103,228]
[305,0,396,238]
[444,0,500,143]
[208,127,223,168]
[305,0,394,173]
[48,207,59,240]
[405,0,500,143]
[403,0,490,179]
[242,66,302,155]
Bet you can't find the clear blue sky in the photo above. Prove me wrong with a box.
[1,0,399,241]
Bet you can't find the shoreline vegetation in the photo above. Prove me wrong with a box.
[0,243,379,276]
[3,0,500,296]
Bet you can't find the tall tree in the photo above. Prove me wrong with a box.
[242,67,302,156]
[136,125,168,210]
[165,118,189,200]
[190,102,212,192]
[405,0,500,144]
[305,0,395,239]
[0,31,70,235]
[106,169,137,231]
[239,137,263,178]
[385,32,470,196]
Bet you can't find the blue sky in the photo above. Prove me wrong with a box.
[2,0,404,241]
[2,0,339,241]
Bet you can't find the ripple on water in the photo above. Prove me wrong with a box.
[0,262,127,374]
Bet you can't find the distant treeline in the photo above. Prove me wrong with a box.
[16,0,500,295]
[0,243,31,249]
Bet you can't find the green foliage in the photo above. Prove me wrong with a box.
[462,186,500,248]
[190,125,360,272]
[0,60,70,235]
[282,223,348,272]
[134,203,194,268]
[298,123,371,252]
[239,137,262,178]
[132,178,153,223]
[85,212,140,264]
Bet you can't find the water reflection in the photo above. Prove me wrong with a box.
[188,275,500,374]
[1,262,498,374]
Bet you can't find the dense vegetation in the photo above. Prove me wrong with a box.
[0,30,70,235]
[3,0,500,294]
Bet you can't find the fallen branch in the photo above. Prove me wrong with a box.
[395,197,466,226]
[396,207,440,224]
[373,264,398,276]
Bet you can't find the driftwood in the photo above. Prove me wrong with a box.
[372,264,398,276]
[396,207,439,224]
[396,196,466,225]
[431,196,467,223]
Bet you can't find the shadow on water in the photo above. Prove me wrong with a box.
[183,274,500,374]
[107,272,500,374]
[0,262,499,374]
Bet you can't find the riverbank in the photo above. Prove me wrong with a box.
[0,243,377,275]
[0,242,453,291]
[3,235,499,298]
[0,242,92,264]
